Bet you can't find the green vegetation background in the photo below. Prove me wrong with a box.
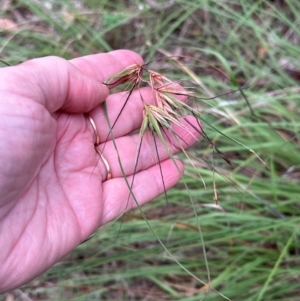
[1,0,300,300]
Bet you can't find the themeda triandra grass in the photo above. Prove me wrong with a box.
[100,57,268,300]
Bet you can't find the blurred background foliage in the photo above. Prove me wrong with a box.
[1,0,300,300]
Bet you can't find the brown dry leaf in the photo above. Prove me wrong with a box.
[166,281,211,297]
[61,11,75,26]
[258,45,268,60]
[0,18,18,31]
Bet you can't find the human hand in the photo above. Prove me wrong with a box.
[0,50,200,292]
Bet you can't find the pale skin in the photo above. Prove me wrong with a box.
[0,50,200,293]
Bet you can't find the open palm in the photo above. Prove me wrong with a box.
[0,50,199,292]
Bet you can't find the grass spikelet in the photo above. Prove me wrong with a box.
[104,63,144,87]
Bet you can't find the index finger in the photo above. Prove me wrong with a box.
[0,50,143,113]
[70,50,144,85]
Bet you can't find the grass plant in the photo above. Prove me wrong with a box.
[1,0,300,300]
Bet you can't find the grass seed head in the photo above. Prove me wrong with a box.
[154,84,197,119]
[148,69,173,87]
[104,63,143,86]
